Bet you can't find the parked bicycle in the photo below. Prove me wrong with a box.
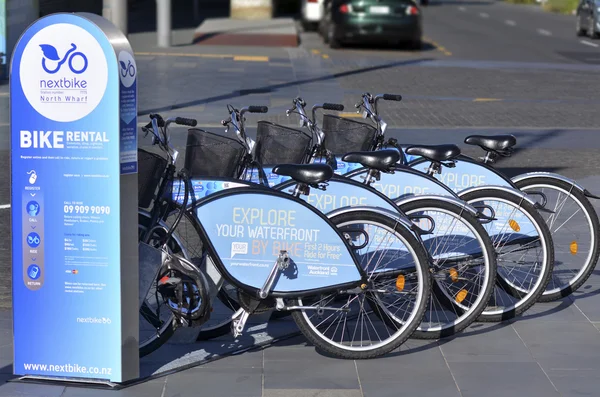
[137,109,432,359]
[350,92,599,303]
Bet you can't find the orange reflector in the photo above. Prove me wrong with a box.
[396,275,405,291]
[570,241,578,255]
[449,268,459,282]
[456,289,468,303]
[509,219,520,232]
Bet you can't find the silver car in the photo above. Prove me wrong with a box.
[577,0,600,38]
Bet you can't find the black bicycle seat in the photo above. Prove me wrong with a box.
[464,135,517,152]
[272,163,333,185]
[342,149,400,172]
[405,144,461,162]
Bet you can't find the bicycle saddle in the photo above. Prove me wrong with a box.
[272,163,333,185]
[464,135,517,152]
[342,149,400,172]
[405,144,461,162]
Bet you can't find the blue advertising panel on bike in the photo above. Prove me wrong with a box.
[196,192,361,291]
[10,13,139,383]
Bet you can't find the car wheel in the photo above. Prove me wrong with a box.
[408,38,423,51]
[328,24,341,48]
[302,19,317,32]
[576,16,586,36]
[322,24,330,43]
[588,17,599,38]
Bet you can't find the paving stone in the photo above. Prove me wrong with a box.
[0,381,65,397]
[264,390,362,397]
[357,345,459,397]
[165,367,262,397]
[448,362,559,397]
[264,347,359,390]
[546,370,600,397]
[512,321,600,360]
[439,322,534,362]
[61,379,166,397]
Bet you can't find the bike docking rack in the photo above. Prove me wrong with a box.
[6,12,310,391]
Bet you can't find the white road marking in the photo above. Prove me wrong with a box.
[0,204,10,209]
[505,20,516,26]
[480,12,489,18]
[581,40,599,47]
[458,6,466,11]
[537,28,552,36]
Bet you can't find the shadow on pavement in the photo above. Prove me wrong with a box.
[424,0,498,6]
[333,41,437,53]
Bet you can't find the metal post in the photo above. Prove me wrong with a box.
[193,0,200,23]
[102,0,128,36]
[157,0,172,48]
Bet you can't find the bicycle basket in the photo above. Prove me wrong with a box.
[138,148,168,208]
[254,121,313,165]
[185,128,248,178]
[322,114,377,155]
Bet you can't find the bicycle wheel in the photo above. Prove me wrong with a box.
[155,206,241,341]
[514,177,600,301]
[138,211,180,357]
[291,210,430,359]
[398,199,497,339]
[459,189,554,322]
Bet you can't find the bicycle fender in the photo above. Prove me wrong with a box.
[393,194,479,217]
[325,205,416,233]
[511,172,600,200]
[457,185,537,207]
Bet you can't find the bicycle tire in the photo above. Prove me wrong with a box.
[459,188,555,322]
[156,204,242,342]
[514,177,600,302]
[398,199,497,339]
[138,212,178,357]
[291,210,431,359]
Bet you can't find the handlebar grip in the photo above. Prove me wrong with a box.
[323,103,345,111]
[248,106,269,114]
[383,94,402,101]
[175,117,198,127]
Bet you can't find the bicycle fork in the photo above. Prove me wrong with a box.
[231,251,290,338]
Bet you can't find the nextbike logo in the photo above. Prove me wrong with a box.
[19,23,108,123]
[76,316,112,325]
[118,51,136,88]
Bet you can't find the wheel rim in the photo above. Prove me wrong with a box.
[298,219,425,352]
[520,184,595,296]
[403,207,492,333]
[467,197,549,316]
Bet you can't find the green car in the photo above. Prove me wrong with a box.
[319,0,423,49]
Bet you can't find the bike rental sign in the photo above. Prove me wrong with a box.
[10,13,139,384]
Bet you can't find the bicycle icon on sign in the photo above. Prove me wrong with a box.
[40,43,88,75]
[120,59,135,78]
[27,232,41,248]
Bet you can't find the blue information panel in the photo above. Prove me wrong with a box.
[10,13,139,383]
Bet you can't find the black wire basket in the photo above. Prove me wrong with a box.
[138,148,168,209]
[254,121,313,165]
[322,114,377,155]
[184,128,248,178]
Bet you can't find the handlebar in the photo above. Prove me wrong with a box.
[382,94,402,101]
[323,103,344,111]
[141,113,198,165]
[175,117,198,127]
[247,106,269,114]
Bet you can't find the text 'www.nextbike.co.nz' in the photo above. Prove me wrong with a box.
[23,363,112,376]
